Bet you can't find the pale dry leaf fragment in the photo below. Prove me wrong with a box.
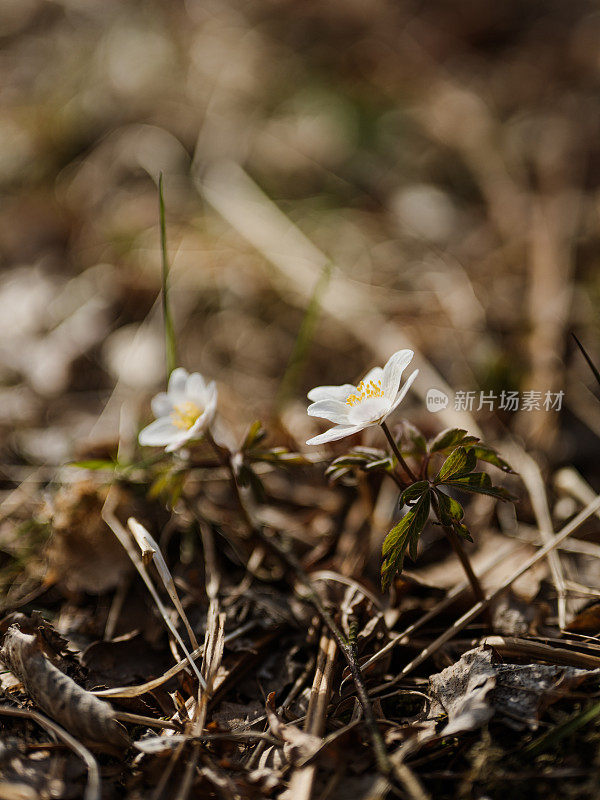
[429,645,598,734]
[127,517,198,649]
[428,648,496,736]
[0,626,129,749]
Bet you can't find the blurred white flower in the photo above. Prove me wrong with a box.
[139,368,217,452]
[306,350,418,445]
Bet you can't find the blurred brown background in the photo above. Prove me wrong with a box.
[1,0,599,478]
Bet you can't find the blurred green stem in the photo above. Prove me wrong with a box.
[158,173,177,381]
[380,421,418,483]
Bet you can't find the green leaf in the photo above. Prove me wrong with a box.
[408,527,420,561]
[252,448,310,465]
[68,459,117,471]
[470,445,516,474]
[435,490,465,525]
[364,457,394,472]
[443,472,515,501]
[243,421,267,450]
[327,449,393,475]
[328,454,373,468]
[453,522,474,542]
[326,466,353,484]
[401,481,430,506]
[435,447,477,482]
[429,428,479,454]
[381,491,430,590]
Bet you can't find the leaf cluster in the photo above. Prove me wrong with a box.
[381,428,516,590]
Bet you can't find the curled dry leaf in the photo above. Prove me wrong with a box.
[429,646,598,734]
[1,625,130,749]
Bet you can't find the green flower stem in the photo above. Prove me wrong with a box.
[380,421,418,483]
[430,492,491,627]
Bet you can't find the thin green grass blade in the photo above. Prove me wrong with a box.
[572,332,600,392]
[158,173,177,381]
[275,261,332,411]
[525,700,600,756]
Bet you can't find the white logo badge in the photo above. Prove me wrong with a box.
[426,388,449,413]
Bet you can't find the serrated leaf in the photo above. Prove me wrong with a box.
[329,454,372,468]
[326,466,354,484]
[443,472,515,501]
[364,457,394,472]
[470,445,516,474]
[429,428,480,453]
[436,447,477,482]
[435,490,465,524]
[401,481,430,505]
[242,420,267,450]
[352,446,387,459]
[381,491,430,590]
[453,522,474,542]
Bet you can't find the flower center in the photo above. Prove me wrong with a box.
[171,400,202,430]
[345,379,384,407]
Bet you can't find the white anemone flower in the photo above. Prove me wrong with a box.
[139,367,217,452]
[306,349,418,445]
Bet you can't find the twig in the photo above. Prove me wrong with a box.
[480,636,600,669]
[113,711,181,731]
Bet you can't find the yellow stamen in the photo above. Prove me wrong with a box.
[345,379,384,407]
[171,401,202,430]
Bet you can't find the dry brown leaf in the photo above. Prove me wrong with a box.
[0,625,129,749]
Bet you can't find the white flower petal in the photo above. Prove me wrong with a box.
[347,396,391,425]
[382,349,414,399]
[186,372,207,400]
[139,416,180,447]
[361,366,384,386]
[306,424,365,446]
[151,392,173,417]
[202,381,217,416]
[307,399,351,424]
[165,432,194,452]
[307,384,355,402]
[385,368,419,418]
[168,367,189,398]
